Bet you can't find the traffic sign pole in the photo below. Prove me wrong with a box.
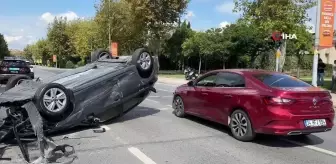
[312,0,321,87]
[275,49,281,72]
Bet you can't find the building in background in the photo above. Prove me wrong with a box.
[315,32,336,64]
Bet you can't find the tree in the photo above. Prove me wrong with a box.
[234,0,316,71]
[0,33,10,59]
[124,0,189,54]
[47,17,75,67]
[66,19,99,62]
[164,20,193,70]
[94,0,147,54]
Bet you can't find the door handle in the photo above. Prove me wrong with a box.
[201,93,208,95]
[224,94,232,98]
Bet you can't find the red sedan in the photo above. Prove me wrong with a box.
[172,69,335,141]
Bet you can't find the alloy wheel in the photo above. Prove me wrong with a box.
[137,52,151,70]
[173,96,184,116]
[231,112,248,137]
[43,88,67,113]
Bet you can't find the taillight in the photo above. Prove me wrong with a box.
[0,67,8,72]
[263,96,295,105]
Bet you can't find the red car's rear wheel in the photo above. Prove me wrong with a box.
[229,109,256,142]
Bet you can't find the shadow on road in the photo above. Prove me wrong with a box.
[185,114,324,148]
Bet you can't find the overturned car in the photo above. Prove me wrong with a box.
[0,48,159,142]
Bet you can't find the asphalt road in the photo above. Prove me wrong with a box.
[1,66,336,164]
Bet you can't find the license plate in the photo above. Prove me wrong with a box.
[9,68,19,71]
[10,71,18,73]
[304,119,327,127]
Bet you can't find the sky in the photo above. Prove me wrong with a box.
[0,0,317,50]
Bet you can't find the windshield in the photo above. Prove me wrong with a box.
[1,60,27,67]
[253,73,312,87]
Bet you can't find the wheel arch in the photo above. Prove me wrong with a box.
[229,106,255,129]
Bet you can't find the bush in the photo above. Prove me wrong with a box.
[65,61,75,68]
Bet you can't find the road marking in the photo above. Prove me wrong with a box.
[149,95,173,98]
[281,139,336,157]
[157,82,179,87]
[167,105,172,108]
[145,99,160,103]
[128,147,157,164]
[160,108,170,110]
[157,89,173,92]
[100,125,110,131]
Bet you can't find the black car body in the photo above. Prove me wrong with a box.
[0,57,34,83]
[0,48,159,142]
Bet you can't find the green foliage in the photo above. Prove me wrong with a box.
[0,33,10,59]
[65,60,75,68]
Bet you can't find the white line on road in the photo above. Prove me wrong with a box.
[149,95,173,98]
[157,82,179,87]
[145,99,160,103]
[167,105,172,108]
[281,139,336,157]
[128,147,157,164]
[157,89,174,92]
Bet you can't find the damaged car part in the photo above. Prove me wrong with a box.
[0,48,159,162]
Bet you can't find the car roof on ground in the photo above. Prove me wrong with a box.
[207,69,284,75]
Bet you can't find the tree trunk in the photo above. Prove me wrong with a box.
[223,59,225,69]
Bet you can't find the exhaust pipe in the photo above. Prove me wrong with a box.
[287,131,302,135]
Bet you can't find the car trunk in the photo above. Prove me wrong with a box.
[273,87,333,115]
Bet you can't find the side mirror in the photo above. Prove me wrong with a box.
[187,81,194,86]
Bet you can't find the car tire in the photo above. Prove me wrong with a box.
[131,48,154,78]
[91,48,113,62]
[172,96,185,118]
[5,75,32,91]
[229,109,256,142]
[34,83,71,122]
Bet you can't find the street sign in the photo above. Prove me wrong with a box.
[52,55,57,62]
[319,0,335,47]
[111,42,118,56]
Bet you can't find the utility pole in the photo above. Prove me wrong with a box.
[312,0,321,87]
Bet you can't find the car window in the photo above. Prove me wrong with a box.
[1,60,27,67]
[196,74,217,87]
[253,73,311,87]
[215,72,245,87]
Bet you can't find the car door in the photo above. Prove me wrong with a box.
[188,73,218,117]
[209,72,246,125]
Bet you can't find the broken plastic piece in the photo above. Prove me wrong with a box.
[93,127,106,133]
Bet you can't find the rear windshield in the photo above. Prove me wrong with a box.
[1,60,27,67]
[253,73,311,87]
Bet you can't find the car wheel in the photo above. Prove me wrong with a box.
[91,48,113,62]
[34,83,71,121]
[131,48,154,78]
[172,96,185,117]
[5,75,32,91]
[230,109,256,142]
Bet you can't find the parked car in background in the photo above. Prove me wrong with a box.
[172,69,335,141]
[0,57,34,84]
